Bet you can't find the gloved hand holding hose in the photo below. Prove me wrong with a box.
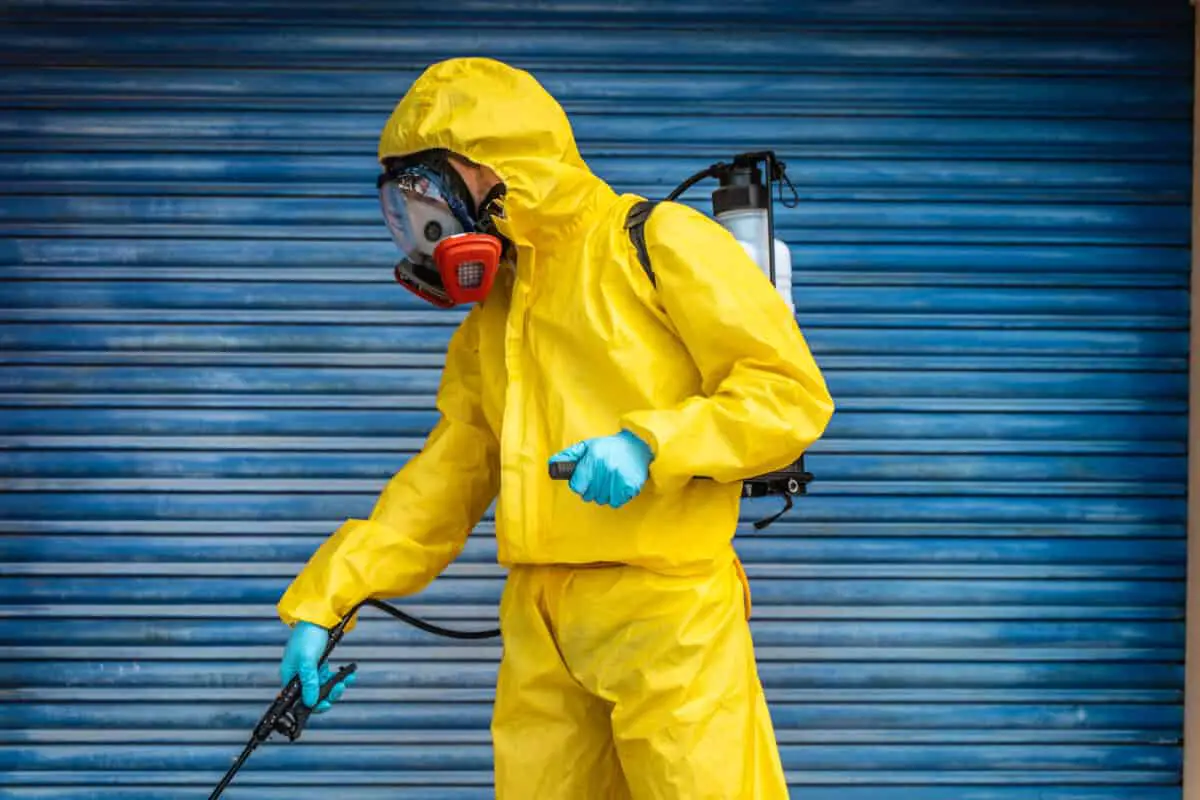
[549,430,654,508]
[280,621,356,713]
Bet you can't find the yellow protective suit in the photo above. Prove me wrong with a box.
[279,57,834,798]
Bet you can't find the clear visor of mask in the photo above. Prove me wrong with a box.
[378,169,471,267]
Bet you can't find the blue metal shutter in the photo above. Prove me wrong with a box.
[0,1,1190,798]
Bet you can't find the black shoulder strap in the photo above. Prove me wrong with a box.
[625,200,658,286]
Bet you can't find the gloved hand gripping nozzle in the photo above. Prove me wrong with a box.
[208,598,500,798]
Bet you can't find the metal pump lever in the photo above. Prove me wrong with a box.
[548,459,811,529]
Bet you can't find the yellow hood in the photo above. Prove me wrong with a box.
[378,58,611,247]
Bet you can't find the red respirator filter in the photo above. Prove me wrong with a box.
[433,234,503,306]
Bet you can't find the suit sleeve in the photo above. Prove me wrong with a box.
[278,309,500,628]
[619,202,834,493]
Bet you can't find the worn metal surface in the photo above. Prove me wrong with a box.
[0,0,1191,796]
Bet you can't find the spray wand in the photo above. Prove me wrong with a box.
[208,598,499,799]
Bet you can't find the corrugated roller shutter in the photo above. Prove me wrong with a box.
[0,1,1191,798]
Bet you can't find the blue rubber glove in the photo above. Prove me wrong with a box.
[280,621,357,713]
[549,430,654,508]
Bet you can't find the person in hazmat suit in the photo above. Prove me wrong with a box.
[276,57,834,799]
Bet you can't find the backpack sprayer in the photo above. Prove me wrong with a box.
[209,151,810,797]
[549,150,814,527]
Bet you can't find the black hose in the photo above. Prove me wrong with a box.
[360,597,500,640]
[664,163,724,202]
